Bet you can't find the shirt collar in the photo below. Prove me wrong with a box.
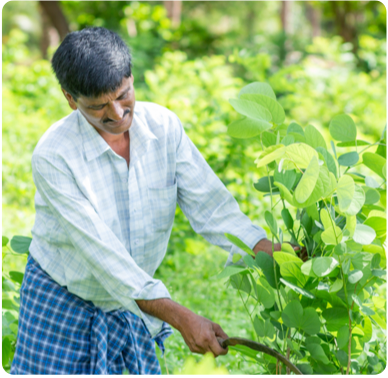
[78,107,158,163]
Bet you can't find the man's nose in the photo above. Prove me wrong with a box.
[107,101,124,121]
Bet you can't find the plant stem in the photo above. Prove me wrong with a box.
[238,289,255,330]
[346,314,352,375]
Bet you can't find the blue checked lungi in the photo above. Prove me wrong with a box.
[10,254,173,375]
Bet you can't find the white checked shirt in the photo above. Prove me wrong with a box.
[30,101,267,337]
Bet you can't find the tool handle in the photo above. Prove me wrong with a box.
[217,337,303,375]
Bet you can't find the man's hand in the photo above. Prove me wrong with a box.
[178,312,229,357]
[136,298,229,357]
[253,238,300,257]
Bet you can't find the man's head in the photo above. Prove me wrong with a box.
[52,27,135,136]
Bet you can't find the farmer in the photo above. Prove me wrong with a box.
[11,27,282,375]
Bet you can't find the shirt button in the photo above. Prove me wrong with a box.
[135,239,139,245]
[133,208,137,213]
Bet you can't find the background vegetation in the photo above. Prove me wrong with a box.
[2,1,386,374]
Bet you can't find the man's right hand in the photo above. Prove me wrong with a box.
[177,312,229,357]
[136,298,229,357]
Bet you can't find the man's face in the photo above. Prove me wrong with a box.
[63,75,135,137]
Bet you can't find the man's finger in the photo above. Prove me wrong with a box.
[209,334,228,357]
[213,323,229,340]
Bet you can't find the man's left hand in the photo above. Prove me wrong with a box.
[252,238,300,257]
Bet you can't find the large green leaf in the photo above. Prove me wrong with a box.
[292,166,332,208]
[229,98,272,121]
[344,184,365,216]
[305,125,327,150]
[227,117,272,138]
[10,235,32,254]
[282,300,303,328]
[312,257,339,277]
[225,233,255,256]
[322,307,349,331]
[320,208,332,230]
[2,337,11,367]
[280,262,307,286]
[337,175,355,212]
[337,325,350,349]
[338,151,359,167]
[281,208,294,230]
[214,265,247,280]
[321,227,343,245]
[253,316,275,340]
[301,308,321,335]
[281,134,295,146]
[264,211,278,236]
[9,271,24,285]
[274,169,298,191]
[362,152,386,179]
[274,181,296,206]
[329,279,343,293]
[329,114,357,142]
[256,277,276,308]
[240,94,285,124]
[364,211,386,239]
[284,143,319,169]
[316,147,337,177]
[348,269,363,284]
[352,224,376,245]
[363,187,381,205]
[255,251,280,289]
[2,236,9,247]
[282,301,321,335]
[262,131,277,147]
[273,252,303,266]
[280,278,315,299]
[361,317,372,343]
[294,156,320,203]
[253,176,274,193]
[239,82,276,100]
[255,145,286,168]
[376,126,387,158]
[337,140,370,147]
[307,343,330,364]
[230,272,251,295]
[301,260,318,277]
[287,122,304,137]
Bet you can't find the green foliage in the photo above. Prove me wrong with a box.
[216,81,386,374]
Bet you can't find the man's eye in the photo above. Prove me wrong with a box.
[91,105,104,110]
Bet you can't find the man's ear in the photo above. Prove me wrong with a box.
[61,89,78,111]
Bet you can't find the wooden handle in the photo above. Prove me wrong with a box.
[217,337,303,375]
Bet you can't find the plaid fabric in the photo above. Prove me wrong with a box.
[29,101,267,337]
[10,254,172,375]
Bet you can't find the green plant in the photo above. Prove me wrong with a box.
[2,235,31,372]
[216,82,386,374]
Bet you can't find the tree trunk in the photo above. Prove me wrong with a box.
[280,0,292,35]
[331,1,358,54]
[39,4,50,59]
[39,1,70,40]
[305,1,321,38]
[280,1,293,65]
[163,1,182,28]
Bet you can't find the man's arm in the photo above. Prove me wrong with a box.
[136,298,228,357]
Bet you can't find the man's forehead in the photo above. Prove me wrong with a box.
[80,78,132,104]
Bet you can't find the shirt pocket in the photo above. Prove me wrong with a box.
[147,179,177,235]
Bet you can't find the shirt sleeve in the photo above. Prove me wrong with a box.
[31,152,171,311]
[174,116,268,266]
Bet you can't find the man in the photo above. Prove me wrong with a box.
[11,27,283,375]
